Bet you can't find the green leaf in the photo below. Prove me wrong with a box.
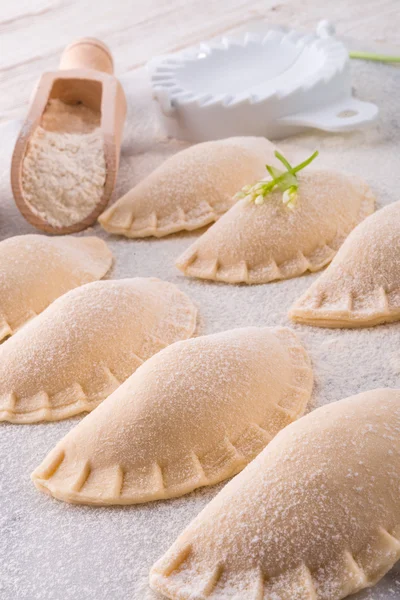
[266,165,284,180]
[274,172,297,192]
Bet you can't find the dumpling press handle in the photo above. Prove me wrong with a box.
[59,38,114,74]
[278,97,378,133]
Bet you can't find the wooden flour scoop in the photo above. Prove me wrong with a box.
[11,38,127,234]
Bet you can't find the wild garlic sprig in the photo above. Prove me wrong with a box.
[235,149,319,210]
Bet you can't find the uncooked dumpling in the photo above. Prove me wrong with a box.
[0,234,112,341]
[31,327,312,505]
[150,388,400,600]
[290,201,400,328]
[176,170,374,283]
[98,137,278,238]
[0,278,196,423]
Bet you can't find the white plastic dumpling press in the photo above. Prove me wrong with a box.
[149,23,378,142]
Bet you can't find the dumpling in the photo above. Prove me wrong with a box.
[0,234,112,341]
[290,201,400,328]
[0,278,196,423]
[150,388,400,600]
[31,327,312,504]
[98,137,277,238]
[176,170,374,284]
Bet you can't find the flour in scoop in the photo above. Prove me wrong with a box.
[21,99,106,228]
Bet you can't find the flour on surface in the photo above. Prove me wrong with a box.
[0,42,399,600]
[21,99,106,228]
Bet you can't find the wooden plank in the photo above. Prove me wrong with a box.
[0,0,397,122]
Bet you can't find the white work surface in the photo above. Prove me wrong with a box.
[1,3,400,599]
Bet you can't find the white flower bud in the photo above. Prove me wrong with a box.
[282,186,297,207]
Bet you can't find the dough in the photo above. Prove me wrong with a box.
[31,327,312,505]
[176,170,375,284]
[150,389,400,600]
[98,137,278,238]
[0,278,196,423]
[0,234,112,341]
[290,201,400,327]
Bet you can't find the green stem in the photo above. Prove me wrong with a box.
[274,151,293,171]
[349,51,400,63]
[291,150,319,175]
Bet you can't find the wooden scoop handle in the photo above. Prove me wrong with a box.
[59,37,114,74]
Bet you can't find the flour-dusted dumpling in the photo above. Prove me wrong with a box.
[150,389,400,600]
[0,234,112,341]
[176,170,375,284]
[31,327,312,504]
[290,202,400,328]
[0,278,196,423]
[98,137,278,238]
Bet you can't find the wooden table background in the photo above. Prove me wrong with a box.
[0,0,398,124]
[1,3,400,600]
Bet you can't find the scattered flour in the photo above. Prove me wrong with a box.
[0,41,400,600]
[21,99,106,228]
